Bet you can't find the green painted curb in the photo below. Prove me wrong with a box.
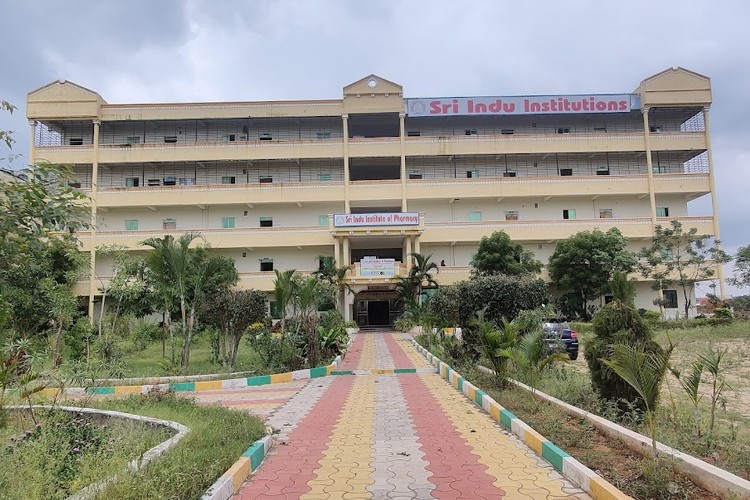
[500,409,516,430]
[310,366,328,378]
[331,370,354,375]
[169,382,195,392]
[457,377,464,392]
[246,375,271,386]
[474,388,487,406]
[542,441,570,472]
[243,442,266,470]
[86,386,115,395]
[394,368,417,374]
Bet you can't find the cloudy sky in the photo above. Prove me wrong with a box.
[1,0,748,295]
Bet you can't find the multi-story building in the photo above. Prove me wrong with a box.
[26,67,724,325]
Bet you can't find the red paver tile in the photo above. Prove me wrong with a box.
[381,332,416,368]
[237,376,355,499]
[399,374,505,499]
[338,333,365,370]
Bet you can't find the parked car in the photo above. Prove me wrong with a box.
[542,318,579,360]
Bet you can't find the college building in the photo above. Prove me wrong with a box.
[25,67,724,325]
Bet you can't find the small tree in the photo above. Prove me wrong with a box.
[548,228,636,320]
[471,230,542,277]
[408,252,439,304]
[730,244,750,289]
[500,330,568,395]
[313,256,353,313]
[476,311,519,387]
[639,220,730,319]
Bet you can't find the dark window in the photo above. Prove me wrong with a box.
[163,218,176,230]
[260,260,274,272]
[503,171,516,178]
[557,127,570,134]
[407,130,421,137]
[222,176,236,184]
[663,289,678,309]
[560,168,573,176]
[562,209,576,220]
[69,137,83,146]
[260,217,273,227]
[126,177,140,187]
[259,133,272,141]
[650,125,663,133]
[465,129,478,136]
[596,166,610,176]
[147,179,161,186]
[259,176,273,183]
[164,136,178,143]
[408,172,423,180]
[500,129,514,135]
[163,176,177,186]
[593,127,607,133]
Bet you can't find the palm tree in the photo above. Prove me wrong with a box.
[476,310,520,387]
[313,256,353,314]
[407,252,439,304]
[499,329,568,395]
[600,340,674,454]
[273,269,297,330]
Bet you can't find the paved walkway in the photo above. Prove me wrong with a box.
[230,332,589,499]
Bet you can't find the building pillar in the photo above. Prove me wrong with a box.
[404,235,412,265]
[334,235,341,266]
[342,236,350,266]
[88,119,101,323]
[399,113,407,211]
[641,108,658,230]
[342,114,350,213]
[413,236,420,258]
[702,107,727,300]
[28,120,36,167]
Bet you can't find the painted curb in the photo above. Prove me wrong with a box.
[9,405,189,500]
[200,434,274,500]
[404,335,633,500]
[474,367,750,500]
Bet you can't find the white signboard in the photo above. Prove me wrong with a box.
[360,257,396,277]
[333,212,419,227]
[405,94,639,117]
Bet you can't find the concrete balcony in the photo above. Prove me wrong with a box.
[77,226,334,252]
[421,216,715,244]
[405,173,710,201]
[95,181,346,208]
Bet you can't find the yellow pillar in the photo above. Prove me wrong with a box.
[88,119,101,323]
[342,236,350,266]
[702,107,727,300]
[641,108,658,229]
[334,235,341,266]
[28,120,36,167]
[399,113,407,211]
[404,235,412,264]
[414,236,420,257]
[342,114,350,213]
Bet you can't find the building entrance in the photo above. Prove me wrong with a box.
[354,289,401,327]
[367,300,390,326]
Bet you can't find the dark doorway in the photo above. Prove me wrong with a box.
[367,300,390,326]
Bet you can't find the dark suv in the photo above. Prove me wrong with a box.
[542,318,579,360]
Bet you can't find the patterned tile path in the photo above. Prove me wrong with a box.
[232,332,590,499]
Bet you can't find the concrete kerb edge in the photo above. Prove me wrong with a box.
[8,405,189,500]
[201,434,274,500]
[401,334,632,500]
[40,333,359,400]
[475,367,750,500]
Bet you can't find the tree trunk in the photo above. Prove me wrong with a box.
[230,334,242,367]
[182,307,196,369]
[53,322,64,368]
[98,288,108,337]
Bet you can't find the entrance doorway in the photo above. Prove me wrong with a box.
[367,300,390,326]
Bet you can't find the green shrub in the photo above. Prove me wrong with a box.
[639,309,662,322]
[425,285,462,326]
[393,316,416,332]
[319,310,345,332]
[713,307,733,320]
[65,318,95,361]
[130,320,159,352]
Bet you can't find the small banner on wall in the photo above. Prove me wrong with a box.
[333,212,419,227]
[360,257,396,277]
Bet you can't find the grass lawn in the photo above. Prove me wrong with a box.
[90,390,266,499]
[0,407,173,500]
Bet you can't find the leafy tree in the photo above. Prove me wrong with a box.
[313,256,353,313]
[730,244,750,289]
[407,252,439,304]
[548,228,636,320]
[470,230,542,277]
[639,220,731,318]
[476,310,520,387]
[273,269,297,330]
[198,289,267,367]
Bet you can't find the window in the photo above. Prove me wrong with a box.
[259,176,273,183]
[318,173,332,182]
[504,211,519,221]
[562,209,576,220]
[560,168,573,176]
[596,166,610,176]
[69,137,83,146]
[465,129,478,136]
[164,136,178,143]
[466,170,480,179]
[500,129,514,135]
[649,125,663,133]
[656,207,670,218]
[652,165,667,174]
[222,176,236,184]
[222,134,236,142]
[260,217,273,227]
[163,176,177,186]
[125,219,139,231]
[178,178,194,185]
[408,172,423,180]
[163,218,176,230]
[126,136,141,144]
[503,170,516,178]
[318,215,329,226]
[407,130,421,137]
[468,211,482,222]
[260,259,274,272]
[222,217,235,229]
[316,132,331,139]
[598,209,613,219]
[593,127,607,133]
[125,177,140,187]
[259,133,272,141]
[147,179,161,186]
[557,127,570,134]
[663,289,678,309]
